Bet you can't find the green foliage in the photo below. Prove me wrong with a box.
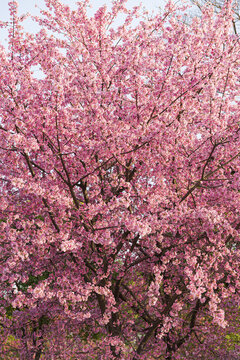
[5,305,14,319]
[17,271,50,292]
[35,215,45,221]
[225,332,240,350]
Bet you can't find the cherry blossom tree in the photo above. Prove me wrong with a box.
[0,0,240,359]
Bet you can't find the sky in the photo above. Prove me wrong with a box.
[0,0,166,21]
[0,0,168,47]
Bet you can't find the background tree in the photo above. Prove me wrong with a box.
[0,0,240,359]
[190,0,240,33]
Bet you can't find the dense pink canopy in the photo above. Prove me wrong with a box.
[0,0,240,358]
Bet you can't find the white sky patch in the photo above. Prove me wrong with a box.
[30,64,46,79]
